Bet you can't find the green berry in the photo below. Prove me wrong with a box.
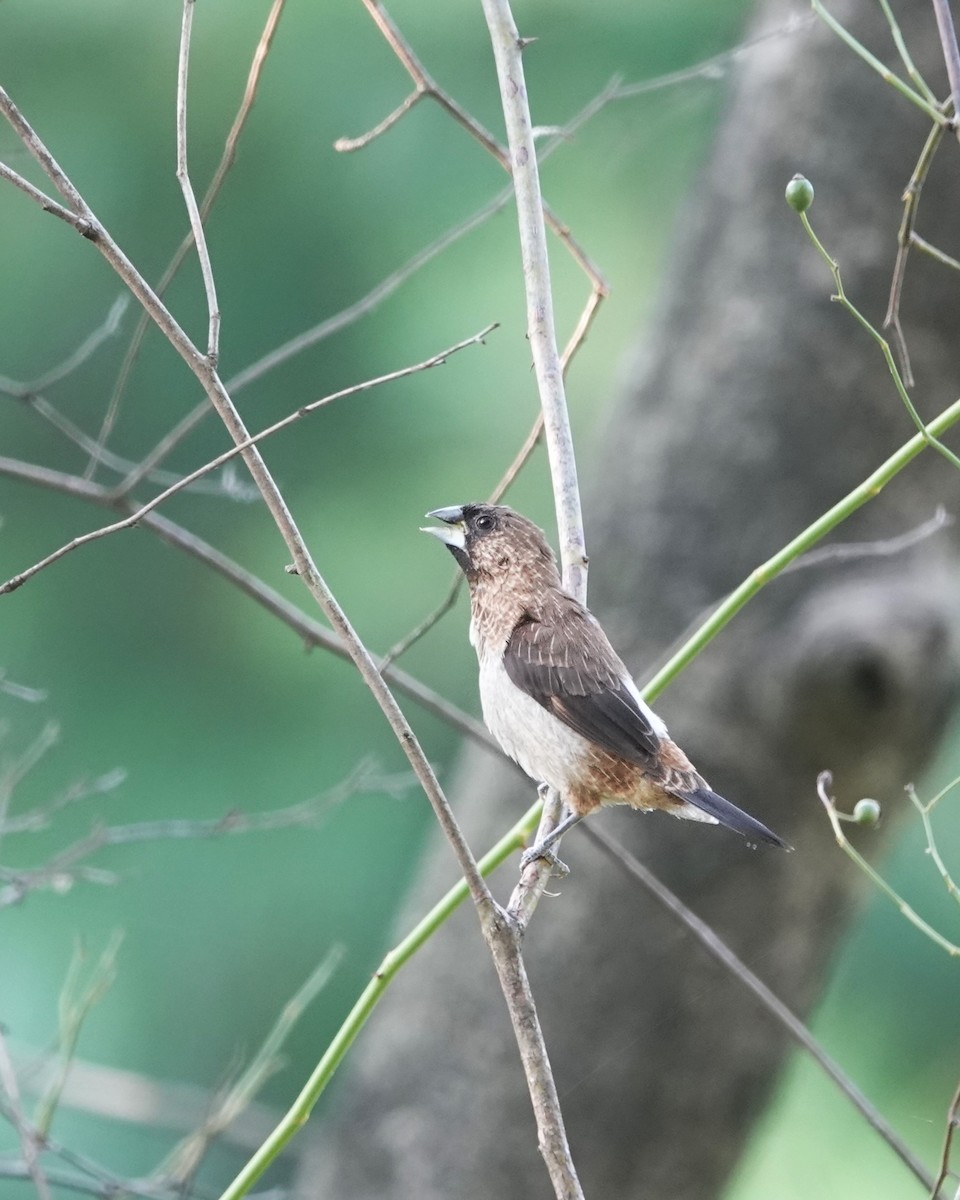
[853,797,881,827]
[785,174,814,213]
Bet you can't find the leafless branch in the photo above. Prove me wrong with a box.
[0,762,403,909]
[783,505,952,571]
[584,822,935,1191]
[90,0,286,482]
[0,324,496,596]
[0,295,129,396]
[0,672,47,703]
[930,1081,960,1200]
[156,945,343,1190]
[110,23,789,496]
[0,454,495,749]
[339,0,608,427]
[932,0,960,122]
[176,0,220,365]
[0,1029,52,1200]
[883,110,948,386]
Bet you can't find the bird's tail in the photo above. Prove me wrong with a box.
[682,786,791,850]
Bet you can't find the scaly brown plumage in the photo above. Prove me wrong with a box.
[422,503,789,858]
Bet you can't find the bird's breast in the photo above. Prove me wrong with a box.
[477,649,588,793]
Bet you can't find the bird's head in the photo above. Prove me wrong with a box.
[421,503,559,586]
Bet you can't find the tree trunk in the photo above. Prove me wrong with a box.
[306,0,960,1194]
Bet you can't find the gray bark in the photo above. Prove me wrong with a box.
[307,0,960,1195]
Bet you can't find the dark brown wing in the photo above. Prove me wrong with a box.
[503,603,662,764]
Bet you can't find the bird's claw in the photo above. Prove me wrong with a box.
[520,843,570,878]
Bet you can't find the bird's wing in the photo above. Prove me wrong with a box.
[503,604,663,764]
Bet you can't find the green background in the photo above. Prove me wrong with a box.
[1,1,957,1196]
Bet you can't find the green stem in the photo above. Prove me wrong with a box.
[822,789,959,956]
[218,800,541,1200]
[812,0,951,127]
[643,389,960,701]
[799,211,960,472]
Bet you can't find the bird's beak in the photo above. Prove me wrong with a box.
[420,505,466,549]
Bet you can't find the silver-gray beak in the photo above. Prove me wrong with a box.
[421,505,466,549]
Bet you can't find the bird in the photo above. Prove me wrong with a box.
[421,502,789,862]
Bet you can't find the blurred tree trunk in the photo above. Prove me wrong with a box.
[306,0,960,1195]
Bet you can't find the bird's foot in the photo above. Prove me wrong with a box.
[520,842,570,878]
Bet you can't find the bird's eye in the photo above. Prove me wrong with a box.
[475,514,495,532]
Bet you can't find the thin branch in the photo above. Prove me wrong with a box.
[818,772,959,957]
[585,822,936,1192]
[812,0,952,126]
[155,945,344,1190]
[912,231,960,270]
[378,275,597,673]
[113,24,791,495]
[930,1081,960,1200]
[0,1030,52,1200]
[334,87,424,151]
[800,208,960,472]
[877,0,939,105]
[641,385,960,702]
[0,454,495,747]
[113,192,508,496]
[883,110,947,386]
[0,672,47,703]
[176,0,221,364]
[781,505,952,572]
[906,779,960,905]
[0,295,129,396]
[0,160,91,232]
[0,325,496,596]
[340,0,608,504]
[90,0,286,481]
[932,0,960,121]
[35,933,124,1138]
[0,763,405,909]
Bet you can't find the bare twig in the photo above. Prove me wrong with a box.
[156,945,344,1189]
[113,25,791,494]
[0,454,495,747]
[0,325,496,596]
[877,0,938,105]
[912,231,960,270]
[782,505,952,571]
[91,0,286,482]
[818,772,960,957]
[0,763,405,909]
[800,208,960,473]
[0,1030,52,1200]
[0,296,129,396]
[585,822,936,1192]
[906,777,960,904]
[932,0,960,122]
[0,672,47,703]
[813,0,951,125]
[176,0,221,364]
[35,934,124,1137]
[883,111,947,386]
[0,160,90,231]
[340,0,609,449]
[930,1081,960,1200]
